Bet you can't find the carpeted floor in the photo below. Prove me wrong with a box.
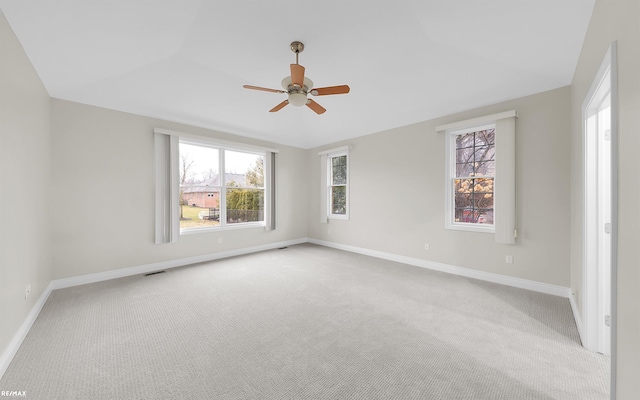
[0,244,609,399]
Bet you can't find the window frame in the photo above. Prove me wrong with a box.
[326,149,349,221]
[444,123,496,234]
[179,137,267,234]
[154,127,277,243]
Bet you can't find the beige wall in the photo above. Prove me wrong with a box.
[51,99,309,280]
[0,12,52,357]
[308,87,572,287]
[570,0,640,398]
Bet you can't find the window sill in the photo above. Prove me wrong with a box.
[180,222,266,235]
[445,223,495,234]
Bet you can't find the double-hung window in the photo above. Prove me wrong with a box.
[329,152,348,218]
[439,111,517,243]
[318,146,350,221]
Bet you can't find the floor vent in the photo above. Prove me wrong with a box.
[144,270,166,276]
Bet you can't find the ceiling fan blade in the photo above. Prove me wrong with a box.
[269,100,289,112]
[243,85,286,94]
[311,85,350,96]
[306,99,326,115]
[290,64,305,87]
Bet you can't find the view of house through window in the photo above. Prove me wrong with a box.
[453,128,495,225]
[179,141,264,230]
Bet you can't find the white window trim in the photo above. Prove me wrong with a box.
[444,123,496,234]
[438,110,517,243]
[436,110,516,133]
[154,128,277,239]
[318,145,350,222]
[154,127,279,154]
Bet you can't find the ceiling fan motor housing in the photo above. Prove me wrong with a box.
[281,76,314,106]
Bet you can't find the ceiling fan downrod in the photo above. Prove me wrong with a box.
[290,41,304,64]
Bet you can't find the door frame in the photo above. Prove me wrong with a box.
[581,41,617,398]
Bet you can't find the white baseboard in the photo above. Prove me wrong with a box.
[0,282,54,379]
[51,238,308,290]
[308,238,572,299]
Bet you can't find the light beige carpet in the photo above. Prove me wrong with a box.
[0,244,609,399]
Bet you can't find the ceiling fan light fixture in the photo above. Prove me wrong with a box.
[288,92,308,107]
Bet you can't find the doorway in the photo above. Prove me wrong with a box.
[582,41,617,395]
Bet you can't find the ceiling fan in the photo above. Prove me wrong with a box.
[243,41,350,114]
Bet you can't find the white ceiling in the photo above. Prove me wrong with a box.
[0,0,594,149]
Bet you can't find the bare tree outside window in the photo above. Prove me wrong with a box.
[179,153,195,221]
[179,144,221,229]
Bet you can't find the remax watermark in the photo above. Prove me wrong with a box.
[0,391,26,397]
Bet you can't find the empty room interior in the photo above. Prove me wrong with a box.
[0,1,638,399]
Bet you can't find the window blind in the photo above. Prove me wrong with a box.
[154,131,179,244]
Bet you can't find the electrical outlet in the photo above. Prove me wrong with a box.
[217,237,223,244]
[25,284,31,299]
[506,255,514,264]
[424,243,430,251]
